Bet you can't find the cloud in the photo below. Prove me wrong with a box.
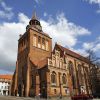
[0,13,29,71]
[41,13,91,47]
[0,12,91,71]
[83,42,94,50]
[72,48,89,57]
[1,1,12,11]
[34,0,40,4]
[96,9,100,13]
[0,10,14,19]
[43,12,47,17]
[85,0,100,5]
[74,37,100,57]
[84,0,100,13]
[0,1,14,19]
[83,37,100,52]
[18,13,29,24]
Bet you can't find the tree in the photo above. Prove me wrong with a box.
[86,50,100,97]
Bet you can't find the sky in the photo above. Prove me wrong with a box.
[0,0,100,74]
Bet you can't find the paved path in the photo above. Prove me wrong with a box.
[0,96,70,100]
[0,96,34,100]
[0,96,100,100]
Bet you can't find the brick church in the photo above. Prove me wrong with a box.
[11,12,92,98]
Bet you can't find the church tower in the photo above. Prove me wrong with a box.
[14,12,52,97]
[27,12,52,62]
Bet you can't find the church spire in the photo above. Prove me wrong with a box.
[29,11,42,31]
[32,11,37,20]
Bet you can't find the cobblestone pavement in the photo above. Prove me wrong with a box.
[0,96,100,100]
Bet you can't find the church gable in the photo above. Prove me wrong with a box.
[48,49,67,70]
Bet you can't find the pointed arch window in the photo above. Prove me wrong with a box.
[51,71,57,85]
[68,61,74,76]
[62,74,67,84]
[78,64,84,86]
[68,61,76,88]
